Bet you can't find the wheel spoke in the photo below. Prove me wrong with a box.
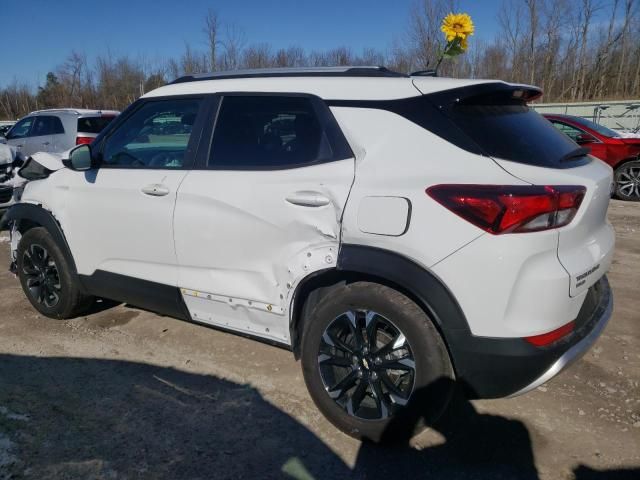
[322,330,355,355]
[346,380,368,416]
[318,354,353,368]
[374,332,406,357]
[379,370,406,397]
[370,379,390,419]
[365,311,379,351]
[343,311,364,351]
[380,356,415,371]
[327,370,358,399]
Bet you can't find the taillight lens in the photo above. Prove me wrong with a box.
[525,321,575,347]
[426,185,586,234]
[76,136,93,145]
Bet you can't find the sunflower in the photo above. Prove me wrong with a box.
[441,12,474,42]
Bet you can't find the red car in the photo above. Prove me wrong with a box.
[544,114,640,201]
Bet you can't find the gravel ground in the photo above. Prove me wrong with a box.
[0,200,638,480]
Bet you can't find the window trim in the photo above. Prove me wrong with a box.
[196,92,354,171]
[94,95,208,171]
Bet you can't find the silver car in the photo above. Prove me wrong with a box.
[1,108,118,158]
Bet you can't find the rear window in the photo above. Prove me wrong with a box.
[78,116,116,134]
[444,91,584,167]
[422,86,588,168]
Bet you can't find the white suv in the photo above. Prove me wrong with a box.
[0,67,615,442]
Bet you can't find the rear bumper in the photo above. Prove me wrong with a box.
[448,275,613,398]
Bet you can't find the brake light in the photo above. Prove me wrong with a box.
[426,185,586,234]
[525,321,575,346]
[76,136,93,145]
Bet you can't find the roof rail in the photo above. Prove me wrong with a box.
[170,66,408,84]
[27,108,119,116]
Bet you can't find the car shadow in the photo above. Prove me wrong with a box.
[0,354,637,479]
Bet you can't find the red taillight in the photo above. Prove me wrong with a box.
[426,185,586,234]
[525,321,575,347]
[76,136,93,145]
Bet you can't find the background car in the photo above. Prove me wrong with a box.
[544,114,640,201]
[1,109,119,159]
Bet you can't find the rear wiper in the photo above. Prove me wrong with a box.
[559,147,590,163]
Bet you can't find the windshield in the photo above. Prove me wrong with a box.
[569,116,620,138]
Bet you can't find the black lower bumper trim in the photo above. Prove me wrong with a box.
[450,276,612,399]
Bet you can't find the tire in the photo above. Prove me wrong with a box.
[614,160,640,201]
[16,227,94,319]
[300,281,454,443]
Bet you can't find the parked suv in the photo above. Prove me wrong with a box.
[544,114,640,201]
[0,67,614,442]
[1,108,118,159]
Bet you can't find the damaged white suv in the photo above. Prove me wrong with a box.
[0,67,615,441]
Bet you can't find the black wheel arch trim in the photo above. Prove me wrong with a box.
[293,244,605,399]
[0,203,79,278]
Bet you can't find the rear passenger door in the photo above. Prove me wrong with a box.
[173,94,355,343]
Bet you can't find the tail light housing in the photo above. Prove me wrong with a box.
[76,136,94,145]
[426,185,586,234]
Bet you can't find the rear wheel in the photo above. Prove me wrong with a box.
[300,282,454,442]
[614,160,640,201]
[17,227,93,319]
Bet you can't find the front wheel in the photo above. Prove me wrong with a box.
[300,282,454,442]
[614,160,640,201]
[16,227,93,319]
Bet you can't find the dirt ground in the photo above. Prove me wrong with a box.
[0,200,638,480]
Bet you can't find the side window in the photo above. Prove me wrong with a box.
[550,121,585,142]
[6,117,34,139]
[101,98,202,168]
[32,116,65,136]
[209,95,334,169]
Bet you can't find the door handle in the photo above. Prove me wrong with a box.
[42,141,50,146]
[285,191,331,207]
[141,184,170,197]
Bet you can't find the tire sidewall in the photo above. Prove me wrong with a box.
[300,282,454,442]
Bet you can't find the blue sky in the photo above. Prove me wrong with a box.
[1,0,503,88]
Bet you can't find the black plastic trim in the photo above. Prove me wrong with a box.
[78,270,191,321]
[336,244,612,398]
[0,203,78,276]
[171,67,408,84]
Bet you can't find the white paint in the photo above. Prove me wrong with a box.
[173,161,354,342]
[493,156,615,297]
[27,168,188,285]
[357,196,410,236]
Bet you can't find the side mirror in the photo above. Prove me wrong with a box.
[62,144,94,171]
[576,133,596,144]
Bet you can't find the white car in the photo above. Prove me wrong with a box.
[0,67,615,442]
